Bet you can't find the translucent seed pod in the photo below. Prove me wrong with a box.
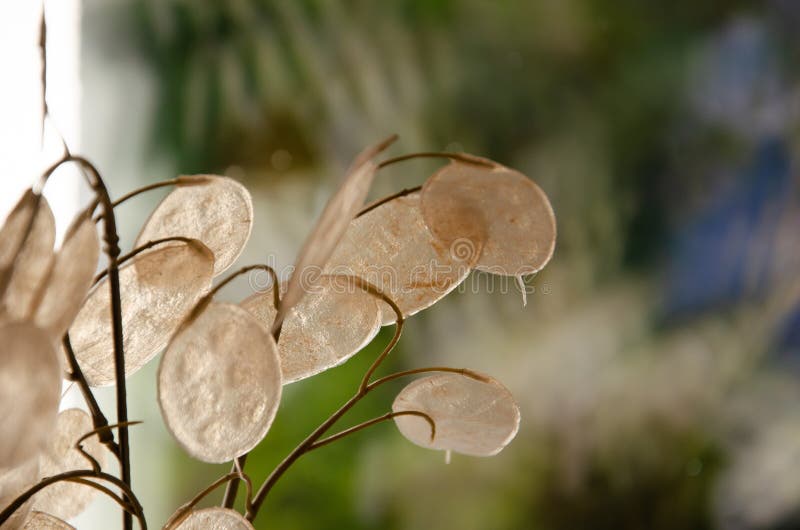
[135,175,253,277]
[158,303,282,463]
[393,372,520,457]
[241,275,381,383]
[421,160,556,276]
[70,240,214,386]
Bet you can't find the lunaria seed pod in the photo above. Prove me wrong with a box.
[135,175,253,277]
[158,302,282,463]
[421,160,556,276]
[393,372,520,457]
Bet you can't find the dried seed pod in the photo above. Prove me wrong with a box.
[168,507,254,530]
[22,512,74,529]
[421,160,556,276]
[241,275,381,383]
[0,191,55,321]
[70,240,214,386]
[0,458,40,530]
[158,302,282,463]
[326,193,473,325]
[392,372,520,457]
[135,175,253,276]
[0,322,60,468]
[276,137,394,331]
[31,409,107,520]
[31,212,100,339]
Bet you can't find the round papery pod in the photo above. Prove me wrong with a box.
[0,322,61,468]
[158,302,282,463]
[21,512,74,529]
[70,240,214,386]
[326,192,474,325]
[392,372,520,457]
[275,137,394,331]
[0,191,55,321]
[167,507,254,530]
[135,175,253,277]
[0,458,40,530]
[31,409,107,520]
[31,212,100,340]
[240,275,381,383]
[420,159,556,276]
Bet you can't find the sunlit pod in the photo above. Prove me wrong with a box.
[393,372,520,456]
[327,193,473,325]
[136,175,253,277]
[241,275,381,383]
[158,303,282,463]
[70,240,214,386]
[421,160,556,276]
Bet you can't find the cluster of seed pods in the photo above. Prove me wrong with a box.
[0,139,555,529]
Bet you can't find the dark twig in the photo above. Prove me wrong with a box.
[309,410,435,451]
[357,186,422,218]
[41,155,133,530]
[0,470,146,529]
[92,236,197,285]
[245,276,402,522]
[63,334,117,454]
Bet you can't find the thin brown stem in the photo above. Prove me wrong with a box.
[309,410,435,451]
[168,472,253,528]
[65,477,134,514]
[246,277,402,522]
[377,151,494,170]
[41,154,133,530]
[63,334,118,454]
[367,367,490,391]
[38,4,47,145]
[91,178,187,222]
[357,186,421,218]
[0,470,146,529]
[92,236,197,285]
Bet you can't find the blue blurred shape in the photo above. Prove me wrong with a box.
[662,138,791,317]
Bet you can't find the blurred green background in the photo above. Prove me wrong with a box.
[79,0,800,528]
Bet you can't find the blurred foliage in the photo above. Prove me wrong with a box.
[83,0,800,528]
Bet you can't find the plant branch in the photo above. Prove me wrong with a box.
[63,334,118,455]
[41,155,133,530]
[245,277,403,522]
[309,410,435,451]
[92,236,198,285]
[377,151,494,170]
[367,366,490,391]
[357,186,421,218]
[0,470,146,529]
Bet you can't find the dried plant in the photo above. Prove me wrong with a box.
[0,16,556,530]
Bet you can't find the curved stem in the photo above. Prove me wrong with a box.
[309,410,435,451]
[63,334,117,454]
[377,151,494,170]
[168,472,253,529]
[181,264,280,339]
[41,154,132,530]
[367,367,490,391]
[246,277,403,522]
[92,236,198,285]
[65,477,134,515]
[357,186,421,218]
[0,470,146,529]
